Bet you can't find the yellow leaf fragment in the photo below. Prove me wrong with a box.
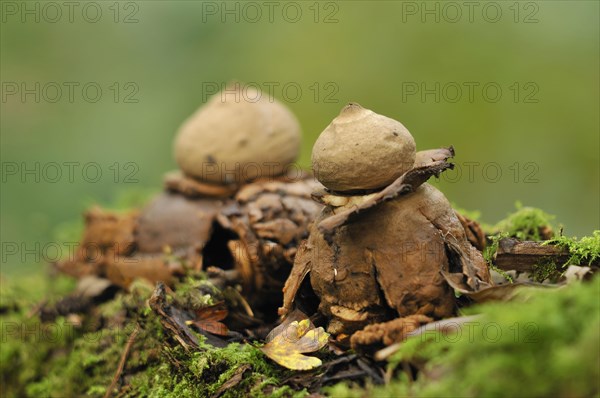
[260,315,330,370]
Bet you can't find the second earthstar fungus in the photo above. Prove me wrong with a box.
[56,84,322,322]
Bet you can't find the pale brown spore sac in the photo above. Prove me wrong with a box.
[174,84,301,185]
[312,103,416,193]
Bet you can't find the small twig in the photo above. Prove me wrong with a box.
[26,299,48,318]
[104,324,140,398]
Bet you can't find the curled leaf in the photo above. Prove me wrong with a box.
[260,313,329,370]
[186,302,229,336]
[441,271,552,303]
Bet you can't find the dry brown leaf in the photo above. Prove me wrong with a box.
[186,302,229,336]
[441,271,552,302]
[260,313,329,370]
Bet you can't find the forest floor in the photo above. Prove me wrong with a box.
[1,203,599,397]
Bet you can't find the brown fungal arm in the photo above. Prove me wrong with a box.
[350,314,433,349]
[317,159,454,244]
[414,146,455,167]
[417,187,492,291]
[455,211,486,251]
[278,240,312,317]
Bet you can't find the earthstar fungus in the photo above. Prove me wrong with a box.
[280,103,492,347]
[59,86,321,319]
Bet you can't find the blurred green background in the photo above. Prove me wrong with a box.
[1,1,598,276]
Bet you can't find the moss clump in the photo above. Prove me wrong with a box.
[531,259,561,283]
[490,201,555,241]
[0,274,76,397]
[482,232,514,282]
[124,343,302,398]
[5,277,163,398]
[0,273,301,398]
[327,275,600,398]
[546,231,600,266]
[172,277,221,310]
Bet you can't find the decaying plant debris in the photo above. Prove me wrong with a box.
[216,177,322,315]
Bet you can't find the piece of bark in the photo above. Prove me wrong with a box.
[493,238,572,272]
[218,177,322,313]
[78,207,138,259]
[136,192,224,254]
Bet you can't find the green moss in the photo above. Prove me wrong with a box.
[0,274,78,397]
[326,275,600,398]
[0,270,163,398]
[324,382,367,398]
[490,201,555,241]
[5,209,598,397]
[123,342,300,398]
[21,281,162,398]
[173,278,220,310]
[482,233,514,283]
[531,259,561,283]
[1,273,301,398]
[545,231,600,266]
